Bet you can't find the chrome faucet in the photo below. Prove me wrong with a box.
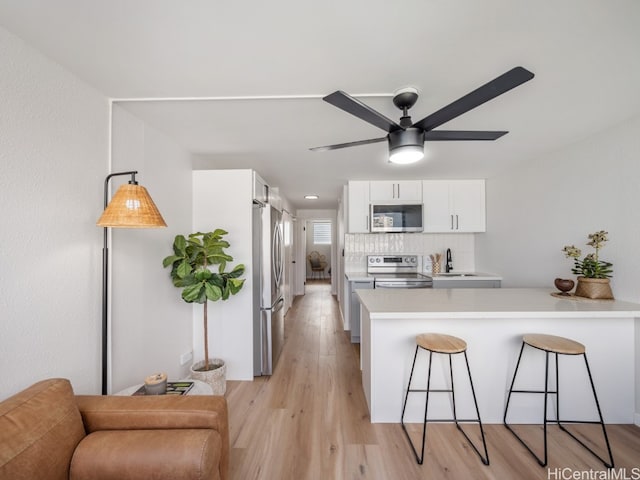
[445,248,453,273]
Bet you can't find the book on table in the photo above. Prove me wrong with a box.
[132,381,195,396]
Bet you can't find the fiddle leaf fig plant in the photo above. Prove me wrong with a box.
[163,229,245,371]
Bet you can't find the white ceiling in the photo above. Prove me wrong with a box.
[2,0,639,209]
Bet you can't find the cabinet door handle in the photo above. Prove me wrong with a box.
[451,214,454,230]
[398,183,401,198]
[366,215,369,230]
[456,215,459,230]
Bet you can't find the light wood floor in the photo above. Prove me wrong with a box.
[225,282,640,479]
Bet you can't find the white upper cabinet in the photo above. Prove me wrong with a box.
[369,180,422,202]
[252,171,268,204]
[422,180,486,232]
[347,181,370,233]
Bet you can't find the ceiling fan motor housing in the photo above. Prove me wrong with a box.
[388,128,425,152]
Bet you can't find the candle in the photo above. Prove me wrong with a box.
[144,373,167,395]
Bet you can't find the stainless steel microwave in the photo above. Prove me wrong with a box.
[370,203,423,233]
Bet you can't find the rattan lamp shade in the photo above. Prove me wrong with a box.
[96,183,167,228]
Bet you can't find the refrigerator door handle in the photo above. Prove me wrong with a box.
[261,308,272,375]
[272,297,285,313]
[272,222,284,287]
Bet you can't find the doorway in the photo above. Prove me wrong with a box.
[306,219,332,284]
[294,211,337,296]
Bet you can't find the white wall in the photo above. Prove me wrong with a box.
[110,105,193,393]
[192,170,254,380]
[0,27,107,399]
[475,113,640,421]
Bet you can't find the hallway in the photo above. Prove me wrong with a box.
[225,283,640,479]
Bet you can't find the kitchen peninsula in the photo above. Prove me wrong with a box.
[356,288,640,424]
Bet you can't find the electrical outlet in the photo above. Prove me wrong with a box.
[180,351,193,366]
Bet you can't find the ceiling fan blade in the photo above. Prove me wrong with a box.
[412,66,534,132]
[424,130,508,141]
[310,137,387,152]
[323,91,402,133]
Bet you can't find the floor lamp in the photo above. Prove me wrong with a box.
[96,171,166,394]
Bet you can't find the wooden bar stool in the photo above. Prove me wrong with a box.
[503,333,614,468]
[401,333,489,466]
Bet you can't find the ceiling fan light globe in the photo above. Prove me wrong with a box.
[389,145,424,164]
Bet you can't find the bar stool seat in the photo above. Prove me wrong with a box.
[523,333,585,355]
[504,333,614,468]
[401,333,489,466]
[416,333,467,353]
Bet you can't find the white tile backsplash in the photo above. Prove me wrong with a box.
[344,233,475,272]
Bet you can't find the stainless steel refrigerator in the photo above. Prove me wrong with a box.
[252,202,285,375]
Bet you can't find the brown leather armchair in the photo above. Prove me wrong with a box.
[0,378,229,480]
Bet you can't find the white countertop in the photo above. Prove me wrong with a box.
[356,287,640,319]
[345,271,373,281]
[345,271,502,282]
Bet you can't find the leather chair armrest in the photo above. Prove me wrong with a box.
[75,395,228,433]
[75,395,229,479]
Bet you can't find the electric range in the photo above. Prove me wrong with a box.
[367,255,433,289]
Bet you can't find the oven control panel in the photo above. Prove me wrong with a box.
[368,255,418,265]
[367,255,420,273]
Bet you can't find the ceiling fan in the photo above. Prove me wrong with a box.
[310,66,534,164]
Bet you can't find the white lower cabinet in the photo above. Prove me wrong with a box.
[433,279,501,288]
[348,278,374,343]
[422,180,486,232]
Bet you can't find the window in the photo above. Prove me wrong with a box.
[313,222,332,245]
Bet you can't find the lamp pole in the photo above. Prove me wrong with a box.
[101,171,138,395]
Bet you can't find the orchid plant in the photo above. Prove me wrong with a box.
[562,230,613,279]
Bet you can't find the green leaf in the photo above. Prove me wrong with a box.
[177,260,192,278]
[227,264,245,278]
[209,274,224,288]
[162,255,182,268]
[182,284,203,303]
[173,274,196,288]
[205,283,222,301]
[221,284,231,300]
[229,278,245,295]
[195,268,213,281]
[173,235,187,256]
[207,252,233,265]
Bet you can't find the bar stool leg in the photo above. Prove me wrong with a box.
[542,351,550,466]
[458,351,490,465]
[401,346,427,464]
[504,343,615,469]
[504,341,549,466]
[402,346,489,466]
[556,354,615,468]
[503,341,525,423]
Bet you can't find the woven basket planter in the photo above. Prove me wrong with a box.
[574,277,614,300]
[190,359,226,395]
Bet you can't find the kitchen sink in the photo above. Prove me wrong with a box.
[435,273,477,277]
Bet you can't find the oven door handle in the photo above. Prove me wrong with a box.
[375,281,432,289]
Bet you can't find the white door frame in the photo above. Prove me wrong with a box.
[294,210,338,296]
